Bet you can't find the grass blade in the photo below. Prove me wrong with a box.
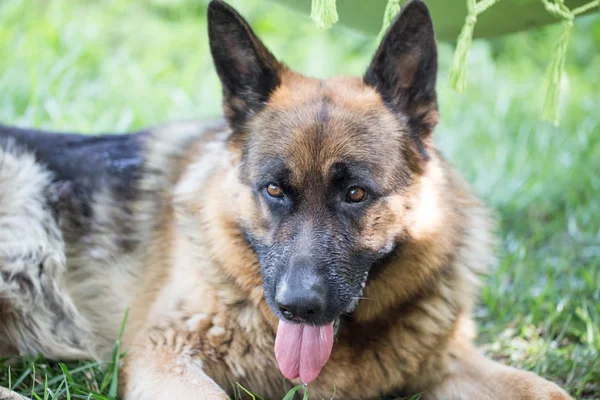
[60,364,73,400]
[108,309,129,398]
[12,367,31,391]
[51,379,65,400]
[236,383,266,400]
[237,384,256,400]
[329,385,336,400]
[575,355,599,398]
[44,375,49,400]
[30,362,36,399]
[282,385,305,400]
[36,361,101,392]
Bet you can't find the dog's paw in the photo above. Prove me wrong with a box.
[0,387,32,400]
[504,370,573,400]
[526,386,573,400]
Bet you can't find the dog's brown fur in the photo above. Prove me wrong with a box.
[0,1,572,399]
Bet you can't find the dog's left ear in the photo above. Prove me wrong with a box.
[364,0,438,137]
[208,0,283,131]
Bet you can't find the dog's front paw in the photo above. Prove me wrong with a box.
[528,385,572,400]
[504,370,573,400]
[124,385,229,400]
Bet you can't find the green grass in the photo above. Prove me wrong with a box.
[0,0,598,398]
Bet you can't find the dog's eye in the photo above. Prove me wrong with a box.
[346,187,367,203]
[266,183,284,198]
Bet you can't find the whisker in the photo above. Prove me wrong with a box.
[351,296,378,301]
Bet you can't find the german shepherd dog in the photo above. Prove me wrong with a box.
[0,1,572,399]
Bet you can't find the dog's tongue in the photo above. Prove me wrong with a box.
[274,321,334,383]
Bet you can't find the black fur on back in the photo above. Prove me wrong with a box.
[0,124,148,220]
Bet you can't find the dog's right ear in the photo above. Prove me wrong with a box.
[364,0,438,139]
[208,0,283,131]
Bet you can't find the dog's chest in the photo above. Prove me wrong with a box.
[158,289,284,397]
[140,232,285,396]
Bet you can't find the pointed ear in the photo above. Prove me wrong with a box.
[364,0,439,137]
[208,0,283,131]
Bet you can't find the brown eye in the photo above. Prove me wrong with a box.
[267,183,283,198]
[346,187,367,203]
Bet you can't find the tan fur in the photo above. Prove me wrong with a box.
[118,76,570,399]
[117,95,568,398]
[0,79,572,399]
[0,12,572,400]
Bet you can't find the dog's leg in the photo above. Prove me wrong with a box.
[120,329,229,400]
[0,143,95,359]
[425,340,572,400]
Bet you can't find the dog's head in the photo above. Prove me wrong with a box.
[207,0,438,383]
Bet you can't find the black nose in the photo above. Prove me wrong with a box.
[275,261,327,322]
[276,287,326,321]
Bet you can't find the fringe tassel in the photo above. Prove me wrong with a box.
[311,0,338,29]
[377,0,402,43]
[539,0,598,125]
[449,0,501,93]
[542,19,572,126]
[449,15,477,93]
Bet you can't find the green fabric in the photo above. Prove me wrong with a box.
[305,0,600,125]
[277,0,595,39]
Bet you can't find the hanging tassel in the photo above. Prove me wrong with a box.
[449,14,477,93]
[448,0,501,93]
[311,0,338,29]
[541,19,572,126]
[377,0,402,43]
[539,0,599,125]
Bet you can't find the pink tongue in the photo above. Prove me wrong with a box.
[274,321,334,383]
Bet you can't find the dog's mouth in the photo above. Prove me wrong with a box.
[273,271,368,383]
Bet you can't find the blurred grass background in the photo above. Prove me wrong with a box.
[0,0,599,398]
